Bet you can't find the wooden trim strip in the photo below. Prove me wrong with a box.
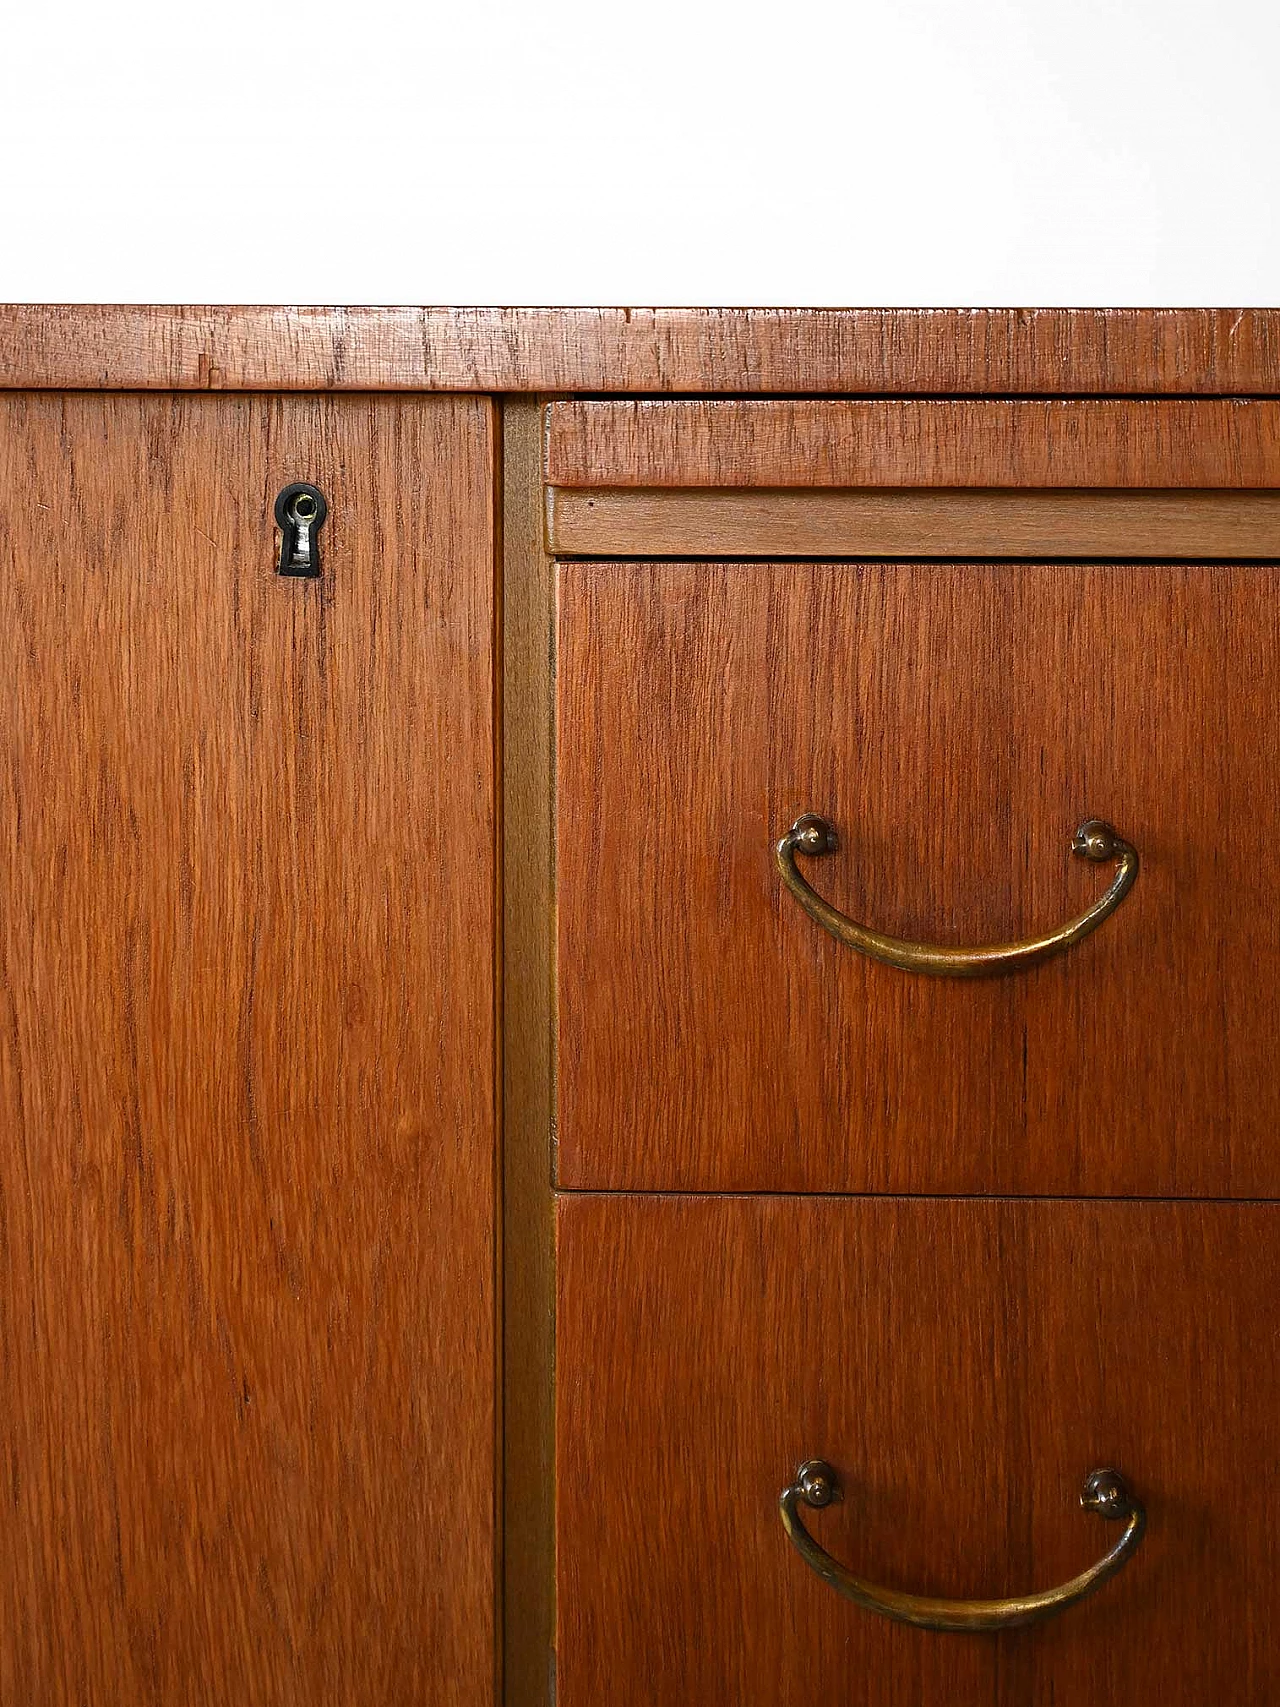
[546,399,1280,489]
[500,401,557,1707]
[3,306,1280,394]
[546,486,1280,559]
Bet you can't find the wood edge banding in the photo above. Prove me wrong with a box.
[547,486,1280,559]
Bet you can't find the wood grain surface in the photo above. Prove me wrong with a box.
[546,399,1280,488]
[499,399,557,1707]
[546,487,1280,558]
[0,392,497,1704]
[556,559,1280,1196]
[3,306,1280,394]
[556,1193,1280,1707]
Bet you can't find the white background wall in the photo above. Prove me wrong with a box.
[1,0,1276,305]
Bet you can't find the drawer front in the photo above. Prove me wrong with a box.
[546,399,1280,489]
[556,1194,1280,1706]
[545,399,1280,558]
[556,558,1280,1195]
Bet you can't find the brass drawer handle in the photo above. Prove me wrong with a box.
[780,1460,1145,1632]
[776,815,1138,977]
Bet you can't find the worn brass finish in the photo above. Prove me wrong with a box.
[780,1462,1145,1632]
[776,815,1138,976]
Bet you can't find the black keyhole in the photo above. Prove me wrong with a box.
[274,483,328,577]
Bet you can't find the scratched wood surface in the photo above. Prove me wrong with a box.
[556,559,1280,1196]
[545,399,1280,488]
[546,487,1280,558]
[0,392,496,1704]
[2,306,1280,393]
[557,1193,1280,1707]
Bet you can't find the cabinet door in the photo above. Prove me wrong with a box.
[557,1193,1280,1707]
[0,394,495,1704]
[556,558,1280,1195]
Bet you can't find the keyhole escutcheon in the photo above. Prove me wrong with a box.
[275,483,328,577]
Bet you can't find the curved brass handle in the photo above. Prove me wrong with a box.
[780,1461,1145,1633]
[776,815,1138,977]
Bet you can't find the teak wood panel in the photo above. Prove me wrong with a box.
[556,560,1280,1196]
[0,392,496,1704]
[546,399,1280,489]
[556,1194,1280,1707]
[5,306,1280,394]
[546,487,1280,559]
[499,400,557,1706]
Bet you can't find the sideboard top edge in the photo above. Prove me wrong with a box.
[2,305,1279,394]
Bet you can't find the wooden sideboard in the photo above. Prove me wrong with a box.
[2,306,1278,1706]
